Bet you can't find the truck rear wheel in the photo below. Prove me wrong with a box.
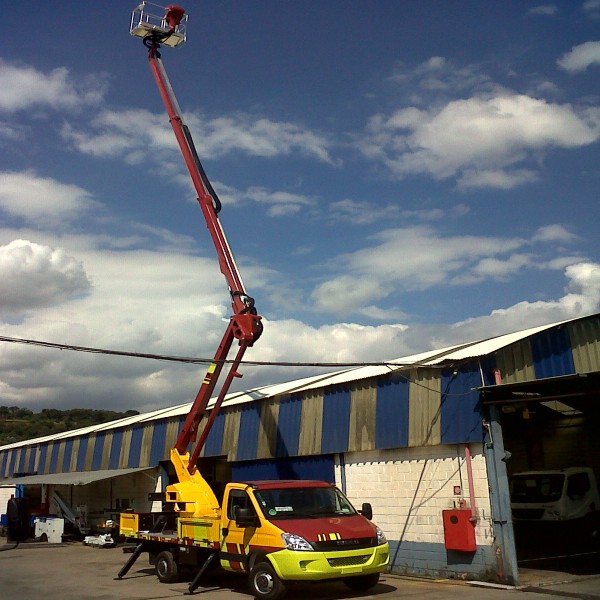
[156,550,179,583]
[343,572,380,591]
[248,561,286,600]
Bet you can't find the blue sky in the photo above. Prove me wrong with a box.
[0,1,599,414]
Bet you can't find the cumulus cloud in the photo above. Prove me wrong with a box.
[0,171,97,225]
[583,0,600,18]
[244,187,316,217]
[0,59,106,113]
[62,108,334,166]
[388,57,494,102]
[308,223,585,316]
[0,231,596,413]
[527,5,558,16]
[557,41,600,72]
[447,261,600,341]
[0,239,91,312]
[361,93,600,188]
[532,224,578,243]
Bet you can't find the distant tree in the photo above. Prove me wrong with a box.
[0,407,141,445]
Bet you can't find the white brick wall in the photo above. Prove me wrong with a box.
[336,444,494,547]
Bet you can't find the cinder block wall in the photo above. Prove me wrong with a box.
[337,444,497,580]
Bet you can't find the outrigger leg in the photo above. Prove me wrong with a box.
[186,550,217,595]
[115,541,147,580]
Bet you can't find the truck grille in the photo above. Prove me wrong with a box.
[312,536,377,551]
[327,555,370,568]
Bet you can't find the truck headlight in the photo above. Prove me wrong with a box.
[376,526,387,545]
[282,532,314,551]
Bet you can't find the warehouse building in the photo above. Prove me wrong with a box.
[1,312,599,585]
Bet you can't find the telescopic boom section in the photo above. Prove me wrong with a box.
[140,12,262,470]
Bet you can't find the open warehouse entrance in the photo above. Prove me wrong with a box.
[482,373,600,577]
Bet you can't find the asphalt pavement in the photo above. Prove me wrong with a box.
[1,537,600,600]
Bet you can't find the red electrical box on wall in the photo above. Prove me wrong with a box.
[442,509,476,551]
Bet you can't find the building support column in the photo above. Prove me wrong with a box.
[484,405,518,585]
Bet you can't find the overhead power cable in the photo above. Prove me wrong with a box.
[0,334,419,370]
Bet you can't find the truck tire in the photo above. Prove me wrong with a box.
[156,550,179,583]
[248,561,287,600]
[343,572,380,591]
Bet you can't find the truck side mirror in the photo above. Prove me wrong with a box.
[235,507,259,528]
[359,502,373,521]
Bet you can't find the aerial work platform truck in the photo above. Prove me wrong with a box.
[118,4,389,598]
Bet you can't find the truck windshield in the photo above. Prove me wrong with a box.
[254,486,357,520]
[510,474,565,503]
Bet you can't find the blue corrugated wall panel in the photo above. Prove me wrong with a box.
[149,420,167,466]
[38,444,48,474]
[76,437,88,471]
[440,363,482,444]
[322,386,351,453]
[8,450,17,476]
[275,394,302,457]
[1,451,7,476]
[62,439,73,472]
[28,448,37,474]
[376,374,409,449]
[128,426,143,468]
[49,444,59,473]
[237,404,261,461]
[92,433,105,470]
[204,412,225,457]
[109,430,123,470]
[232,454,335,482]
[17,447,26,473]
[531,327,575,379]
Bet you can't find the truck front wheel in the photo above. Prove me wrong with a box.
[248,561,286,600]
[343,572,380,591]
[156,550,179,583]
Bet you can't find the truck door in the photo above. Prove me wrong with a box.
[221,488,258,571]
[565,471,592,520]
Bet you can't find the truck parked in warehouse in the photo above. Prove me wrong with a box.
[510,467,600,545]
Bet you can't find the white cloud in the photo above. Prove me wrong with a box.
[326,225,524,291]
[458,168,539,190]
[583,0,600,18]
[527,5,558,16]
[244,187,316,217]
[470,254,532,281]
[0,239,90,312]
[532,224,578,243]
[362,93,600,188]
[310,274,392,313]
[557,41,600,72]
[0,226,596,413]
[448,261,600,340]
[62,108,334,166]
[307,223,586,316]
[0,59,106,113]
[0,171,97,225]
[388,57,494,101]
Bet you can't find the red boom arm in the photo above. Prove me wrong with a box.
[144,36,262,471]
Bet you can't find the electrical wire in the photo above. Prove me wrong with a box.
[0,334,417,369]
[0,335,479,397]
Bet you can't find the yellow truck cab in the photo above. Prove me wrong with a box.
[119,478,389,599]
[223,480,389,598]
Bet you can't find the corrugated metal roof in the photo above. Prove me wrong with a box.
[1,313,595,452]
[0,466,154,486]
